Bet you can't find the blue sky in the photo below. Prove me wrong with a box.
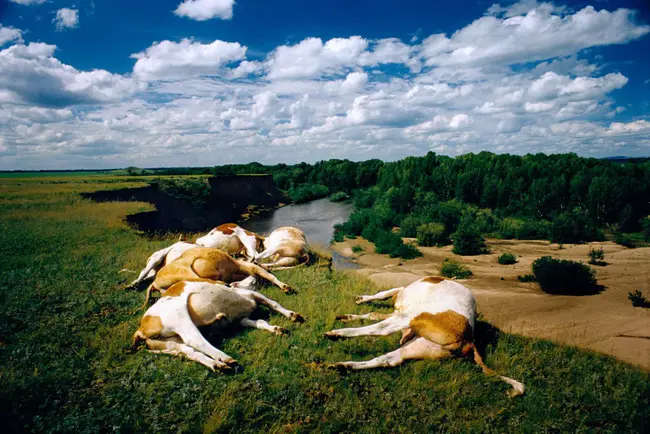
[0,0,649,169]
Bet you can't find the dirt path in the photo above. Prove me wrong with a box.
[332,238,650,370]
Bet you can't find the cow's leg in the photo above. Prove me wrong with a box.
[236,260,295,294]
[128,245,173,288]
[253,247,277,262]
[324,315,408,340]
[240,318,287,336]
[329,337,450,371]
[145,338,230,371]
[233,228,259,261]
[235,288,304,323]
[335,312,394,322]
[355,287,404,304]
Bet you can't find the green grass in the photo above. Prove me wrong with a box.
[0,176,649,432]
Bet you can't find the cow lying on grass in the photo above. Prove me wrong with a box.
[324,276,525,397]
[128,223,262,288]
[140,247,295,309]
[132,277,304,371]
[254,226,310,269]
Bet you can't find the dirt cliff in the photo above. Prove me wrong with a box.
[81,175,286,233]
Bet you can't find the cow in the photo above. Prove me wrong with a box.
[324,276,525,397]
[254,226,309,269]
[131,277,304,371]
[140,246,295,309]
[127,224,262,289]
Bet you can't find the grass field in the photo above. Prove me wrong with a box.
[1,174,649,433]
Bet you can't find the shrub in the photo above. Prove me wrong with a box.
[400,215,425,237]
[641,217,650,242]
[452,217,488,255]
[373,229,422,259]
[351,245,365,253]
[615,233,635,248]
[518,274,536,282]
[588,247,605,265]
[440,259,473,279]
[416,222,447,247]
[156,177,211,210]
[288,184,329,203]
[328,191,348,202]
[531,256,598,295]
[498,253,517,265]
[628,290,650,308]
[498,218,523,239]
[551,211,600,244]
[516,218,552,240]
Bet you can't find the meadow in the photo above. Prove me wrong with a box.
[1,174,649,433]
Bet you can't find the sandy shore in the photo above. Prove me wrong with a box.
[332,237,650,370]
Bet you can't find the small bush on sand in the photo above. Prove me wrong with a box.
[518,274,536,282]
[416,222,447,247]
[440,259,473,279]
[615,233,635,248]
[628,290,650,308]
[498,253,517,265]
[452,217,488,255]
[588,247,606,265]
[351,245,365,253]
[532,256,598,295]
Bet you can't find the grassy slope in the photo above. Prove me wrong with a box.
[0,176,648,433]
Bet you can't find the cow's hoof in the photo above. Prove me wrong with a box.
[290,312,305,323]
[283,285,297,295]
[354,296,366,305]
[274,327,289,336]
[335,314,352,322]
[324,332,346,341]
[326,363,349,373]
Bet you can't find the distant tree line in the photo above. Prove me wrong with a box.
[148,152,650,259]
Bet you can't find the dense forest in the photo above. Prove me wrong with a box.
[149,153,650,259]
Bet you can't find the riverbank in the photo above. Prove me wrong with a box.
[332,237,650,370]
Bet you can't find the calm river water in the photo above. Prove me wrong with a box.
[240,198,358,269]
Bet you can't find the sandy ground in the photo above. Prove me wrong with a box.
[332,237,650,370]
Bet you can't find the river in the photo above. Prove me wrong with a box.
[239,198,358,269]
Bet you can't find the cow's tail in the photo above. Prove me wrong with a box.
[471,343,525,397]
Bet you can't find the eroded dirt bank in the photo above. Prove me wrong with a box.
[332,238,650,370]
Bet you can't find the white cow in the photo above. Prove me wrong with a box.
[128,223,262,288]
[324,276,525,397]
[254,226,309,269]
[131,277,304,371]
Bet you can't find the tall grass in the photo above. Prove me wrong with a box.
[0,176,648,432]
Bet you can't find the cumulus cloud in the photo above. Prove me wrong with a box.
[174,0,235,21]
[131,38,247,81]
[0,43,141,107]
[0,25,24,47]
[421,5,649,67]
[9,0,46,5]
[54,8,79,31]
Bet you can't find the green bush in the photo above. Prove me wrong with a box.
[351,245,365,253]
[588,247,605,265]
[288,184,330,203]
[155,177,211,210]
[452,217,488,255]
[416,222,447,247]
[551,211,600,244]
[628,290,650,308]
[518,274,536,282]
[498,218,523,239]
[373,230,422,259]
[615,233,635,248]
[399,215,425,237]
[532,256,598,295]
[328,191,348,202]
[498,253,517,265]
[440,259,473,279]
[641,217,650,242]
[516,218,552,240]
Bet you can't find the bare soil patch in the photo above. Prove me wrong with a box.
[333,237,650,369]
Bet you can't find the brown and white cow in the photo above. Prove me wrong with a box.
[128,223,263,288]
[254,226,309,269]
[324,276,525,397]
[140,246,295,309]
[132,277,304,371]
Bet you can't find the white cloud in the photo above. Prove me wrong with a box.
[421,5,649,67]
[131,38,247,81]
[9,0,46,5]
[0,25,23,47]
[0,43,141,107]
[174,0,235,21]
[54,8,79,31]
[267,37,368,80]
